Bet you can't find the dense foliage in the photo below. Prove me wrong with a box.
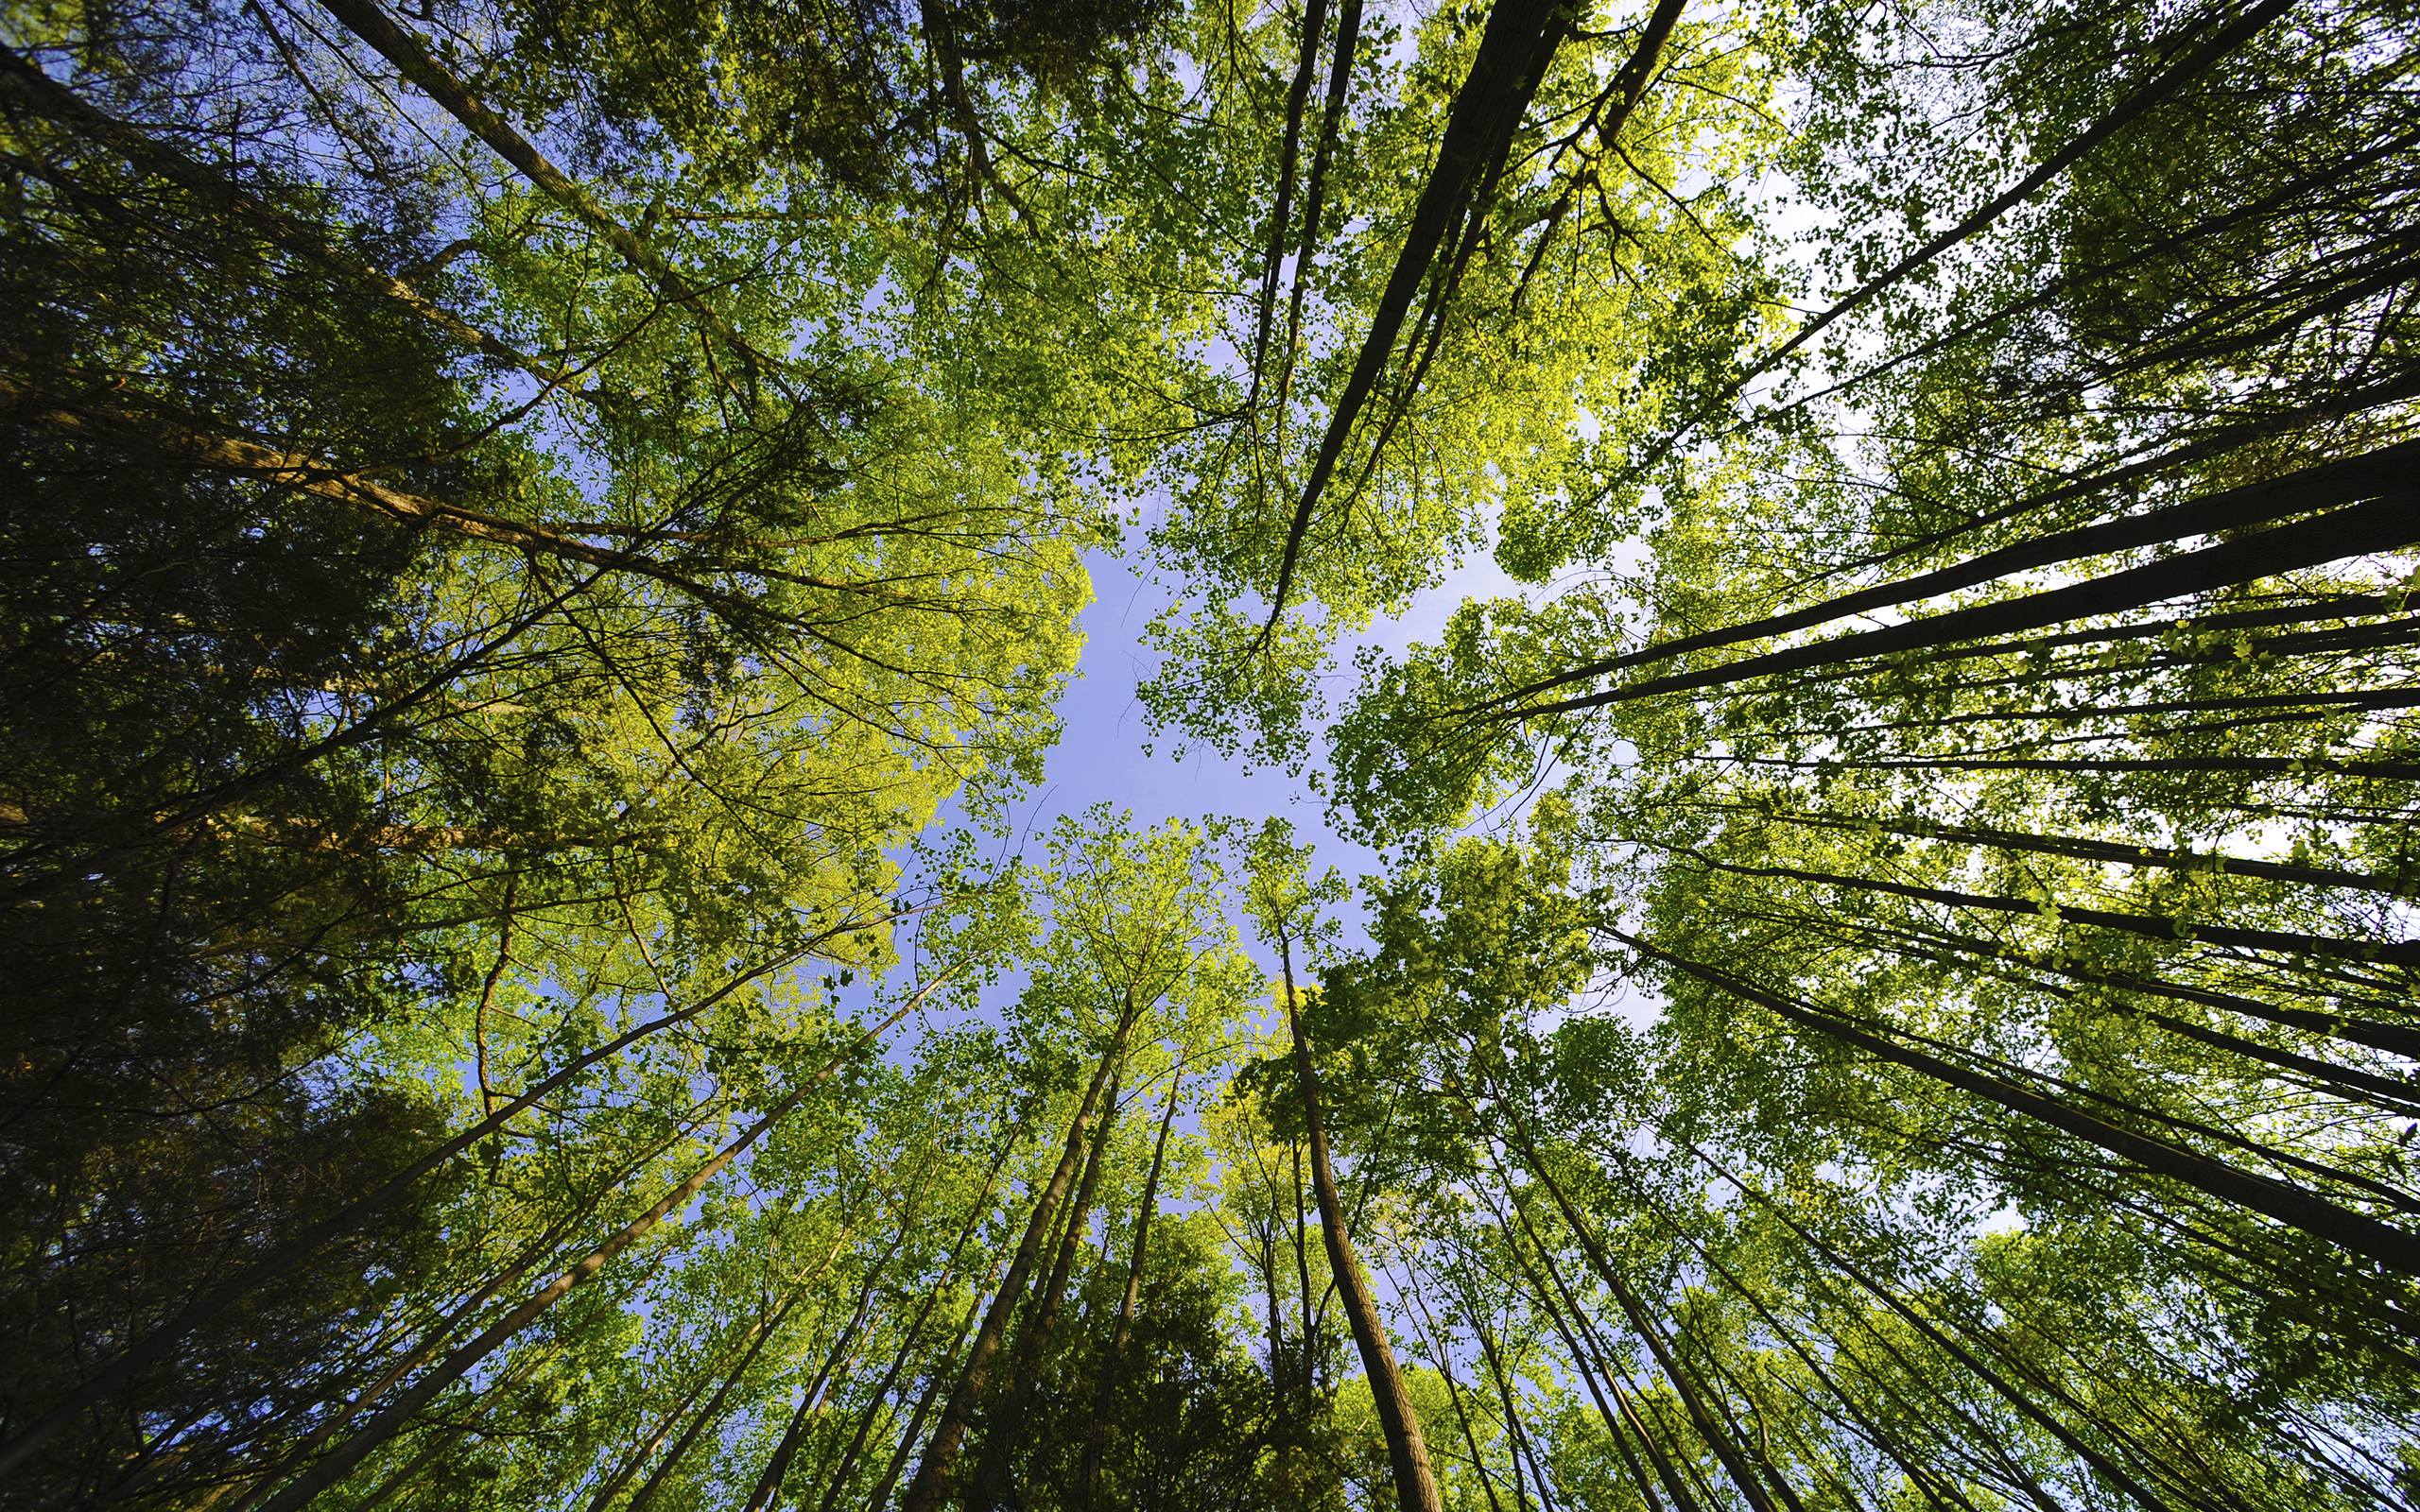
[2,0,2412,1507]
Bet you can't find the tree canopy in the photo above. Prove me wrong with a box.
[3,0,2414,1508]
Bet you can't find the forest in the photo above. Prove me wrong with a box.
[1,0,2414,1506]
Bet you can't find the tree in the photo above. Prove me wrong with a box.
[9,0,2418,1506]
[1248,818,1446,1512]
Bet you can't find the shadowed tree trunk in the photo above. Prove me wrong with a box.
[898,994,1141,1512]
[1277,934,1444,1512]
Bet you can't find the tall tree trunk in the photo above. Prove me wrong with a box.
[1278,936,1444,1512]
[818,1119,1027,1512]
[1692,802,2411,897]
[0,524,605,907]
[1396,1278,1510,1512]
[1029,1068,1120,1356]
[1662,850,2418,966]
[1621,931,2420,1278]
[1616,1164,1987,1512]
[0,931,853,1478]
[971,1059,1122,1508]
[1078,1063,1186,1512]
[1619,0,2294,482]
[249,980,942,1512]
[1687,1142,2192,1512]
[1737,751,2420,782]
[575,1334,744,1512]
[1272,0,1366,422]
[1499,472,2419,719]
[1491,1196,1691,1512]
[741,1243,894,1512]
[320,1321,579,1509]
[1290,1138,1318,1409]
[1505,433,2415,707]
[0,376,871,624]
[1802,908,2420,1058]
[1818,922,2420,1115]
[1473,1315,1557,1512]
[897,998,1141,1512]
[217,1124,695,1512]
[1336,0,1683,518]
[1737,686,2420,747]
[1257,1228,1290,1453]
[310,0,776,396]
[1246,0,1330,401]
[1755,593,2417,702]
[1261,0,1568,630]
[622,1297,801,1512]
[864,1242,1015,1512]
[1494,1116,1784,1512]
[0,46,572,389]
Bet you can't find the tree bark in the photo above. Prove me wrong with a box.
[1617,0,2295,484]
[971,1058,1121,1508]
[1687,1143,2192,1512]
[1279,936,1444,1512]
[0,46,574,390]
[1079,1063,1186,1511]
[1260,0,1568,631]
[1623,932,2420,1279]
[1664,850,2419,966]
[1496,1117,1783,1512]
[0,931,852,1478]
[311,0,779,399]
[249,979,942,1512]
[623,1297,800,1512]
[1498,472,2419,719]
[1503,435,2418,709]
[897,997,1141,1512]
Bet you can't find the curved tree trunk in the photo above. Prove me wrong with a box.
[1278,936,1443,1512]
[248,978,942,1512]
[1623,933,2420,1279]
[970,1060,1121,1508]
[0,931,854,1479]
[1078,1062,1186,1510]
[898,995,1141,1512]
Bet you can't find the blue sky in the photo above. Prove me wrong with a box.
[876,524,1537,1047]
[1006,535,1531,888]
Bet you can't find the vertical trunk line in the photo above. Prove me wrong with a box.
[1079,1060,1186,1511]
[1278,934,1444,1512]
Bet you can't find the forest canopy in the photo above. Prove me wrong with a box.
[1,0,2414,1508]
